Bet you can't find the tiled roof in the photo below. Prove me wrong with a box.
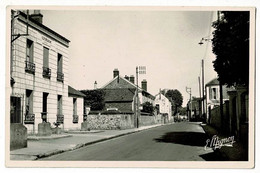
[68,86,86,97]
[103,88,136,102]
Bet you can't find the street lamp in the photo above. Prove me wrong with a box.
[198,37,212,122]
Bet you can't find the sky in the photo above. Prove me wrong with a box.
[41,9,218,106]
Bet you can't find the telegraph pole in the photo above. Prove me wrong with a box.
[135,66,146,128]
[202,59,205,118]
[186,87,192,121]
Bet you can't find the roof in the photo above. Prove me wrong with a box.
[17,11,70,47]
[103,88,136,102]
[102,75,155,99]
[68,86,86,97]
[205,78,219,87]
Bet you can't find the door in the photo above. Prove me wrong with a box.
[10,96,21,123]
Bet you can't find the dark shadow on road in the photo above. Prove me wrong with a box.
[199,150,228,161]
[154,132,208,147]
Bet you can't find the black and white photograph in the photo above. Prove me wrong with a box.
[4,5,255,168]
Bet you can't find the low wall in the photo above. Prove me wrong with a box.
[210,102,229,131]
[87,114,134,130]
[139,115,157,126]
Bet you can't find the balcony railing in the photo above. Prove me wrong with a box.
[56,114,64,124]
[73,115,79,124]
[25,61,35,74]
[24,113,35,124]
[42,67,51,79]
[57,71,64,82]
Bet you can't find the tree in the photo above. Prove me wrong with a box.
[80,89,105,111]
[212,11,249,87]
[142,102,154,115]
[163,89,183,115]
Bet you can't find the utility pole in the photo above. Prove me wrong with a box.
[198,76,202,117]
[186,87,192,121]
[202,59,205,119]
[135,66,146,128]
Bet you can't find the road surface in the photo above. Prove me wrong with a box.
[41,122,223,161]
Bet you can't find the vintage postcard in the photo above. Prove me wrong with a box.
[5,6,255,168]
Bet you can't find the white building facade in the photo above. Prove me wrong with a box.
[10,10,83,134]
[154,93,172,121]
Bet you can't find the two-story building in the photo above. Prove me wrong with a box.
[10,10,84,139]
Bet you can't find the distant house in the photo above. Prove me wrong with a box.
[154,92,172,121]
[205,78,230,109]
[101,69,155,113]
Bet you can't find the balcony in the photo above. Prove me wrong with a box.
[56,114,64,124]
[42,67,51,79]
[72,115,79,124]
[24,113,35,124]
[57,71,64,82]
[25,61,35,74]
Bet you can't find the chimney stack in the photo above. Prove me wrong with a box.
[30,10,43,24]
[129,75,135,84]
[124,75,129,81]
[113,68,119,78]
[141,79,147,91]
[94,81,97,89]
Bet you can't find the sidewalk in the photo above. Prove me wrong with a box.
[200,123,248,161]
[10,123,167,160]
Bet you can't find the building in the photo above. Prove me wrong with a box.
[154,91,172,122]
[102,69,155,112]
[9,10,84,140]
[205,78,230,121]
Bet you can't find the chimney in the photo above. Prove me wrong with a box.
[141,79,147,91]
[113,68,119,78]
[94,81,97,89]
[129,75,135,84]
[30,10,43,24]
[124,75,129,81]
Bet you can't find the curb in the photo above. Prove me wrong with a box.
[28,134,72,141]
[35,123,168,160]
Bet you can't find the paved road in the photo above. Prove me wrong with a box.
[41,122,221,161]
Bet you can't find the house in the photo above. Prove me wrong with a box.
[154,91,172,122]
[102,69,155,112]
[205,78,230,122]
[68,86,86,129]
[9,10,84,146]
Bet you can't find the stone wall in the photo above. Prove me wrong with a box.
[87,114,134,130]
[139,115,157,126]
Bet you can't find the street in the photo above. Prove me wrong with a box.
[41,122,224,161]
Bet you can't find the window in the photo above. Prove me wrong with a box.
[57,95,62,115]
[57,53,64,82]
[212,88,217,100]
[73,98,78,123]
[25,39,35,74]
[25,90,33,115]
[42,92,48,122]
[57,95,64,124]
[24,89,35,124]
[73,98,77,115]
[43,47,51,78]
